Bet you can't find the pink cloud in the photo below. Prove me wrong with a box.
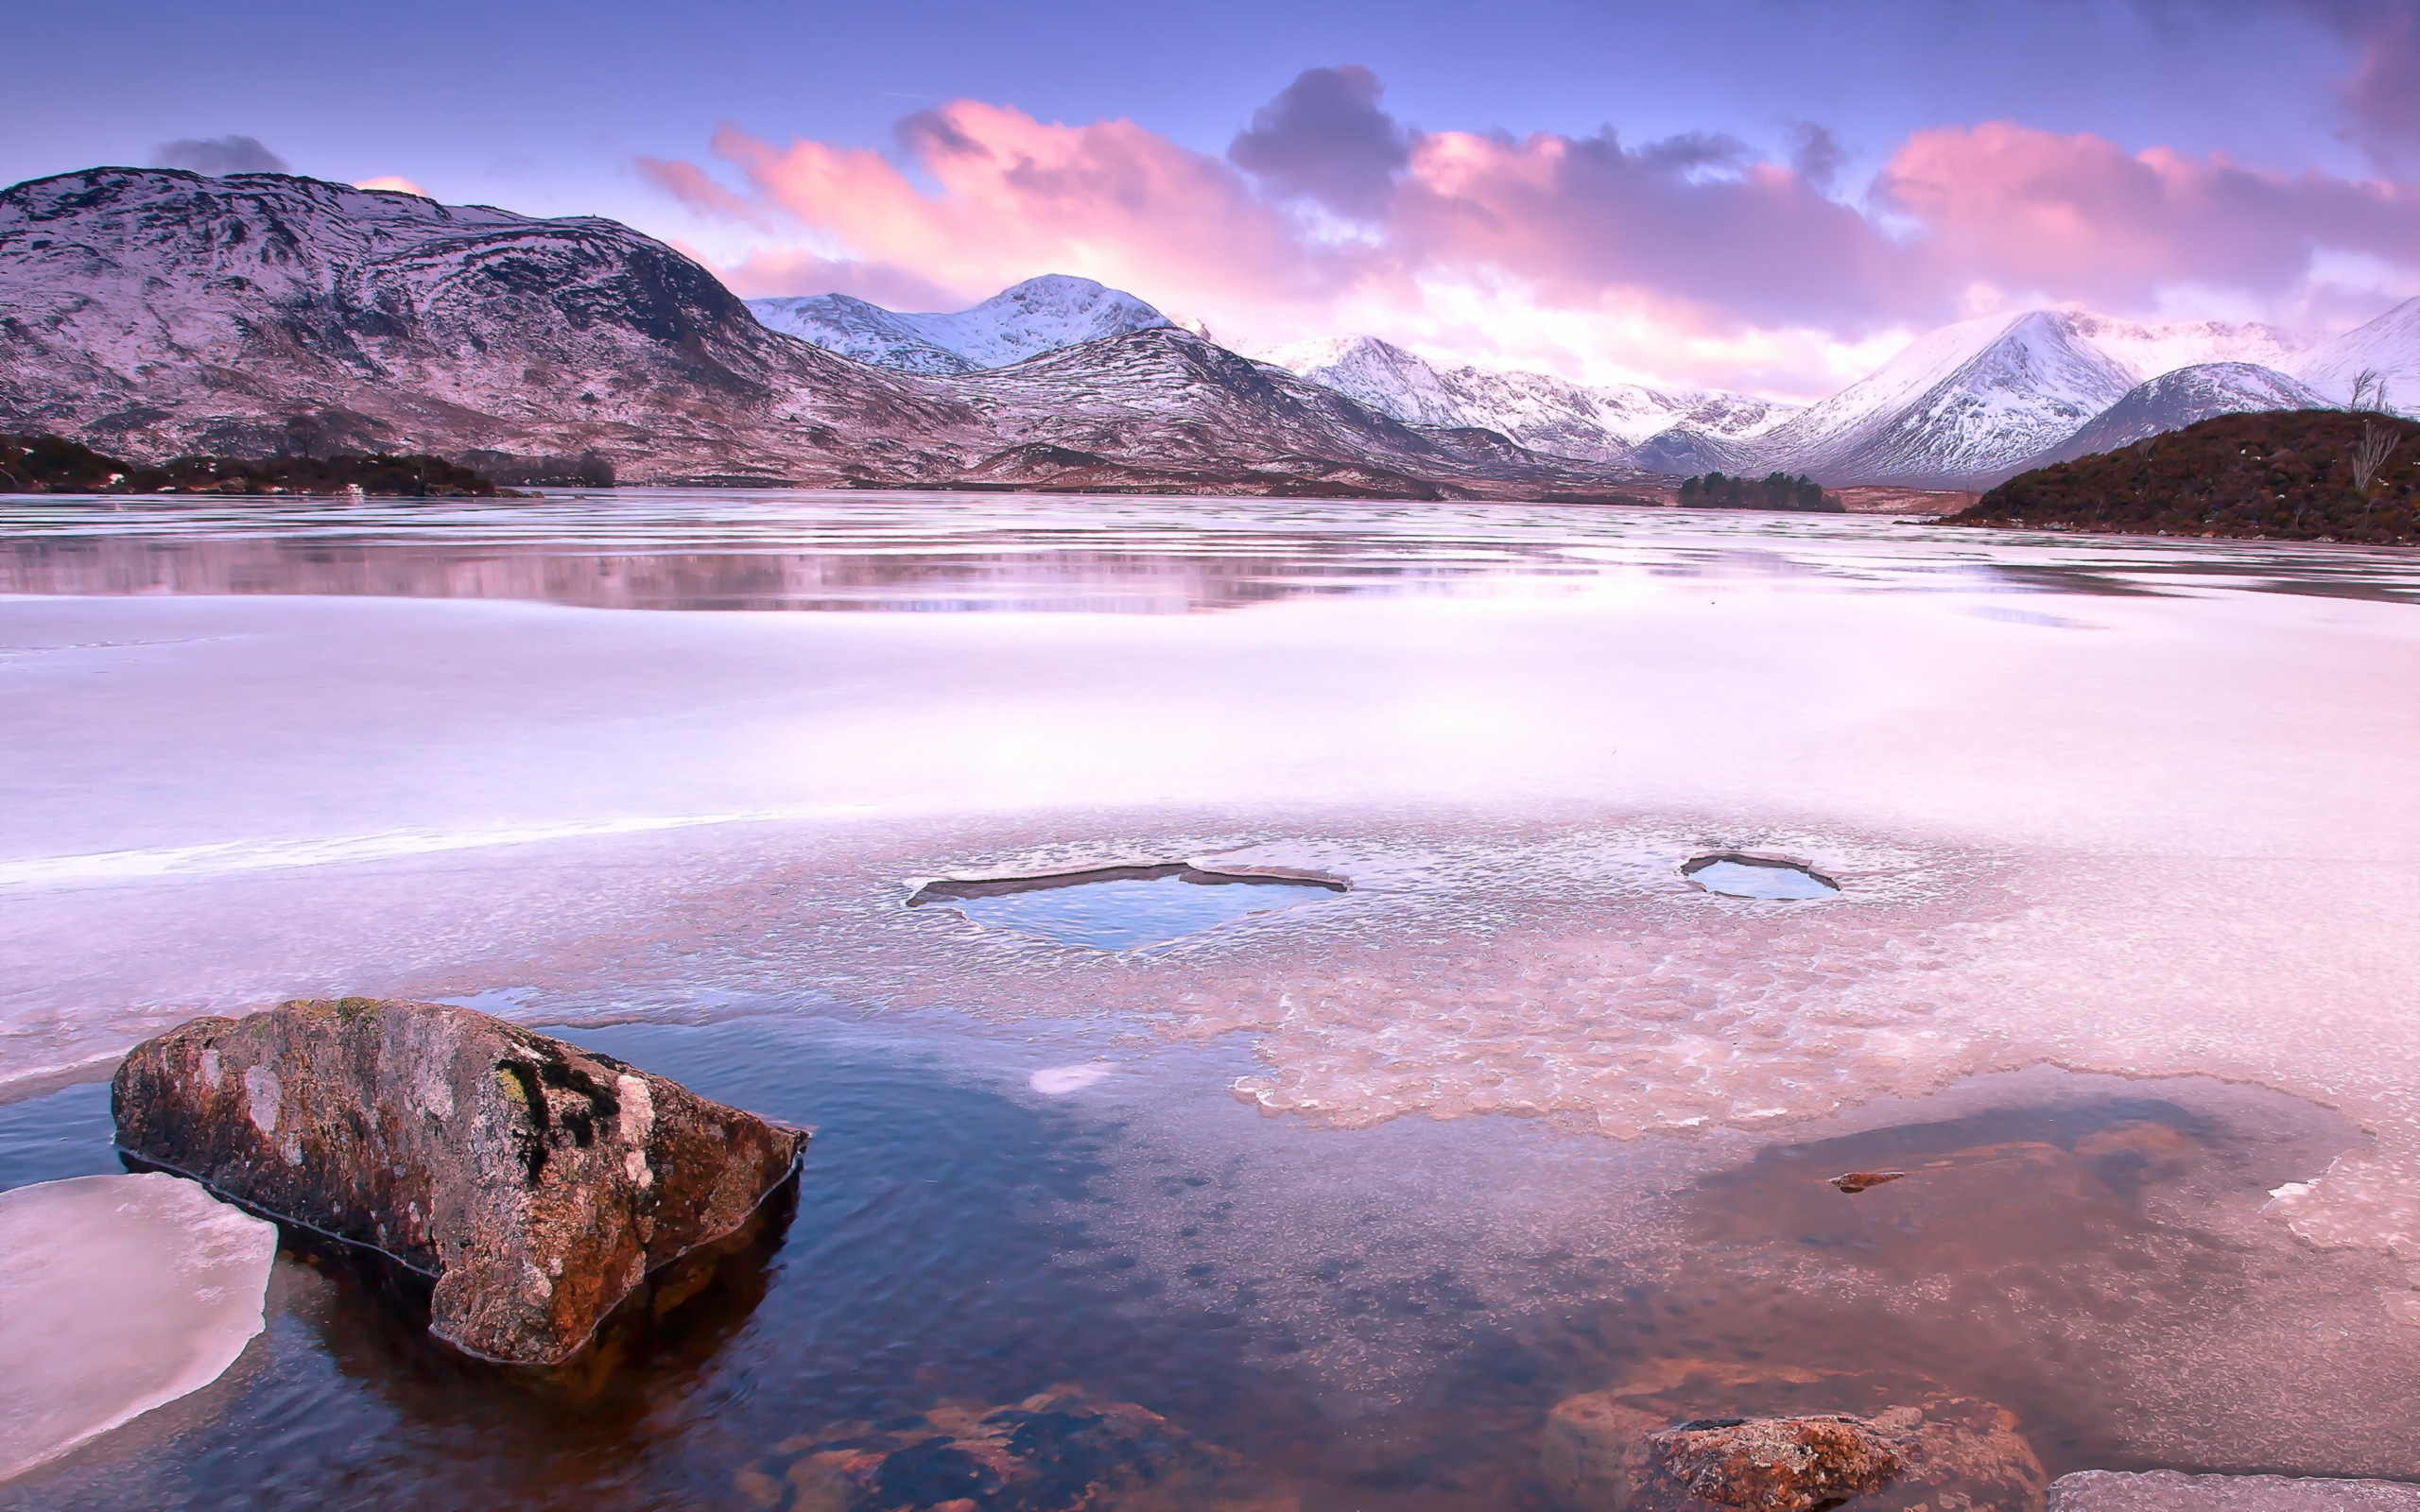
[636,70,2420,393]
[1876,121,2420,310]
[687,103,1347,325]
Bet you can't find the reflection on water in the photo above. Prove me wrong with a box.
[1682,854,1842,900]
[908,865,1350,949]
[4,490,2418,612]
[2,1022,2394,1510]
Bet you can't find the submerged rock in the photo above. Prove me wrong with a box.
[0,1173,276,1483]
[112,997,804,1366]
[2049,1470,2420,1509]
[735,1386,1295,1512]
[1648,1416,1900,1510]
[1542,1362,2047,1511]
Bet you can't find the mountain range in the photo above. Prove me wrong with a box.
[0,169,1658,498]
[3,165,2415,495]
[769,277,2419,490]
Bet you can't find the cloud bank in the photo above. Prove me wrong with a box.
[642,65,2420,396]
[152,135,288,177]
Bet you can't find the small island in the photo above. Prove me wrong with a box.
[1678,471,1844,512]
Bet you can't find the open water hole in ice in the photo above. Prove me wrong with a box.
[908,865,1350,949]
[1679,853,1841,900]
[9,493,2420,1503]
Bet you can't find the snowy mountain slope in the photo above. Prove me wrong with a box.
[0,169,1651,497]
[749,275,1171,373]
[1740,311,2147,486]
[2016,362,2330,472]
[928,327,1664,498]
[1254,334,1797,465]
[2290,295,2420,412]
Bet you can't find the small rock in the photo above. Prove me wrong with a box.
[1649,1415,1899,1510]
[2049,1469,2420,1510]
[112,997,804,1366]
[1831,1171,1907,1194]
[1542,1362,2047,1511]
[735,1385,1295,1512]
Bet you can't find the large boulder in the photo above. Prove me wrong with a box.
[111,997,804,1365]
[1541,1362,2047,1511]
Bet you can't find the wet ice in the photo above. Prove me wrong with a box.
[5,494,2420,1488]
[0,1174,275,1482]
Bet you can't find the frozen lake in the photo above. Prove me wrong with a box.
[5,491,2420,1506]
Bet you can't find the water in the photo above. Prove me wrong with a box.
[6,490,2420,1504]
[1679,853,1841,900]
[908,865,1350,949]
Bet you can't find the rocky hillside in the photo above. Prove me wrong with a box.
[1953,410,2420,543]
[0,168,1652,498]
[0,432,503,494]
[0,167,1004,484]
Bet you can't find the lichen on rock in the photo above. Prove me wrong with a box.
[111,997,805,1366]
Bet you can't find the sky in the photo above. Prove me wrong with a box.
[5,0,2419,398]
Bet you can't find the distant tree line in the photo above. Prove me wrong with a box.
[0,434,512,496]
[1679,471,1841,512]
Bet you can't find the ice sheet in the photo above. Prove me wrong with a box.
[0,1173,277,1482]
[4,498,2419,1282]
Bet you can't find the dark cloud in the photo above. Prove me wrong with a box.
[151,135,289,176]
[2294,0,2420,166]
[1228,65,1410,218]
[1786,121,1847,195]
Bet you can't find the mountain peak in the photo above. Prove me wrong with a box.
[749,274,1170,373]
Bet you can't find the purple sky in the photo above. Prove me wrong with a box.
[7,0,2417,395]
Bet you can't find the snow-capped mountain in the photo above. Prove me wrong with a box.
[0,168,1652,497]
[1736,309,2308,487]
[749,275,1171,374]
[1252,334,1797,465]
[2018,363,2330,471]
[925,328,1660,497]
[2289,295,2420,412]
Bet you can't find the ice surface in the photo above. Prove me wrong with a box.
[4,495,2420,1297]
[0,1173,276,1482]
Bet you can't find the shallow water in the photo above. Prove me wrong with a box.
[909,865,1349,950]
[6,490,2420,1504]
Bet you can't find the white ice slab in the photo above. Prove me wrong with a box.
[0,1173,277,1483]
[2052,1470,2420,1509]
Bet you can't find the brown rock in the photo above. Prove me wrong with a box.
[1649,1416,1899,1510]
[111,997,804,1365]
[1542,1362,2047,1511]
[735,1385,1296,1512]
[1831,1171,1907,1194]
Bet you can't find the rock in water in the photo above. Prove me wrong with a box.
[1541,1363,2048,1511]
[734,1386,1297,1512]
[111,997,804,1366]
[1649,1416,1899,1510]
[0,1173,276,1483]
